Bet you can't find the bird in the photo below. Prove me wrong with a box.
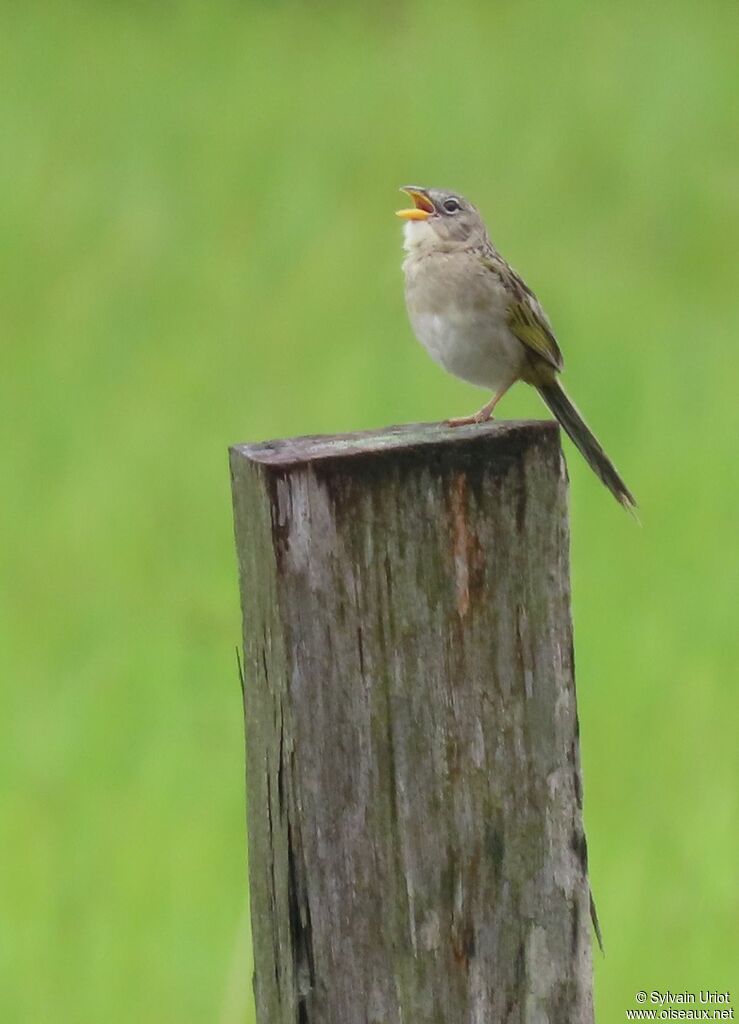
[396,186,636,511]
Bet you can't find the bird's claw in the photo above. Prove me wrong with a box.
[446,411,494,428]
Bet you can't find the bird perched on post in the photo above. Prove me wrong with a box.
[396,186,636,511]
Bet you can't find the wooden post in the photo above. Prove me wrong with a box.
[230,420,595,1024]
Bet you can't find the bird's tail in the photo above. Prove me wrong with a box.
[537,381,637,513]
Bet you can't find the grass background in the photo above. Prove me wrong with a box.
[1,1,737,1020]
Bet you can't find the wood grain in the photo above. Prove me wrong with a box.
[230,420,595,1024]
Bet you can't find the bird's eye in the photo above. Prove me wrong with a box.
[443,198,461,213]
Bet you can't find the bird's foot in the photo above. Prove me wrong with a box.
[445,410,494,428]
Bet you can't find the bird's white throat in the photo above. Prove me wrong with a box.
[402,219,438,254]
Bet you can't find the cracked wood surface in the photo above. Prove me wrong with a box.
[230,420,595,1024]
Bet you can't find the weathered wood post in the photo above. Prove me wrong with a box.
[230,420,595,1024]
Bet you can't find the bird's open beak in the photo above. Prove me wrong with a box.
[396,187,435,221]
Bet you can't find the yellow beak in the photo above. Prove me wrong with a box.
[395,187,434,221]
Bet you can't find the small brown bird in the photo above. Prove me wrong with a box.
[397,186,636,511]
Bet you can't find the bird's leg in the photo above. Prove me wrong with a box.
[446,382,512,428]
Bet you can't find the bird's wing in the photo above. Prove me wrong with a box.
[481,254,564,372]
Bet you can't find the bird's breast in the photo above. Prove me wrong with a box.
[403,254,525,391]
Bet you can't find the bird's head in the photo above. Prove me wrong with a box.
[396,186,487,253]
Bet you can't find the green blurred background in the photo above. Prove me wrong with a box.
[2,1,737,1020]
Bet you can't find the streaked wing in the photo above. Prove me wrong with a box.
[482,253,564,372]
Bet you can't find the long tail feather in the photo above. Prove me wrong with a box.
[537,381,637,512]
